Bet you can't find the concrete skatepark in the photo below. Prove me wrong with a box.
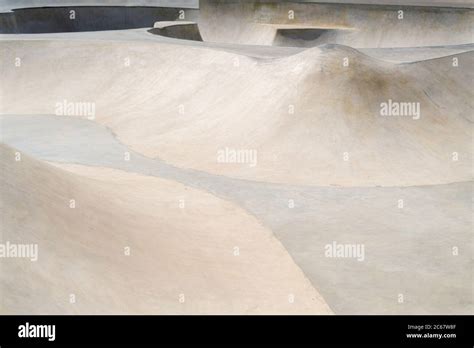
[0,0,472,314]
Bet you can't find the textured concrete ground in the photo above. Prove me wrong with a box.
[1,114,471,314]
[0,1,472,314]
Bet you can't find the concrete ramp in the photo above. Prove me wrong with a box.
[0,143,332,314]
[198,0,474,47]
[2,39,472,186]
[0,6,199,33]
[149,21,203,41]
[0,0,472,316]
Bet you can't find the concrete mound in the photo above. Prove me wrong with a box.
[0,144,332,314]
[1,40,471,186]
[1,0,472,316]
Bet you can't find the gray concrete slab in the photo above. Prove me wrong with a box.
[1,114,471,314]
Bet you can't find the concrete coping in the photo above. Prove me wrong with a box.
[153,21,197,29]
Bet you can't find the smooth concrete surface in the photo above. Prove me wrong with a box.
[0,1,472,314]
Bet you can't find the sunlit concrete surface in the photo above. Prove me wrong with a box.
[0,0,472,314]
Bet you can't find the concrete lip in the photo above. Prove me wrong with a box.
[149,20,203,41]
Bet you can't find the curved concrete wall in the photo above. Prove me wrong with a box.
[0,6,199,33]
[198,0,474,47]
[0,0,199,12]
